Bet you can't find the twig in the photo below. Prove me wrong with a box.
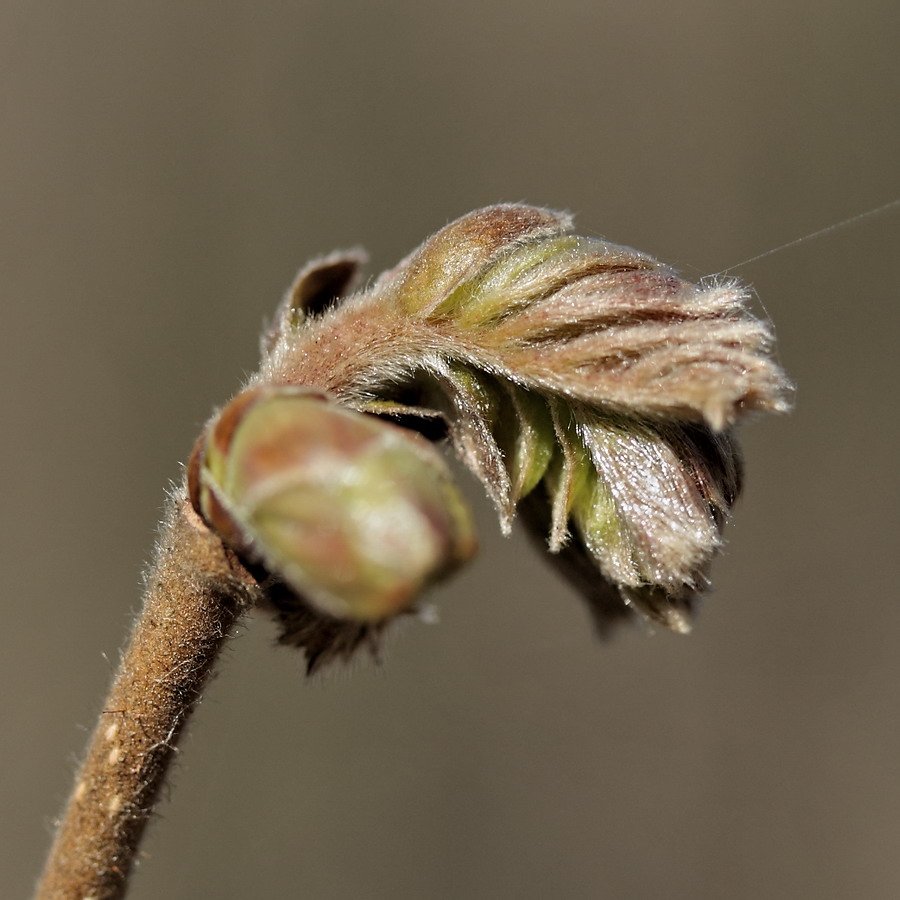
[35,499,261,900]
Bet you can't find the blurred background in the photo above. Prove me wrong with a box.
[4,2,900,897]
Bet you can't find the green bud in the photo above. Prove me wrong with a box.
[188,386,477,622]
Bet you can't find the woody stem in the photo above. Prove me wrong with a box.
[35,498,260,900]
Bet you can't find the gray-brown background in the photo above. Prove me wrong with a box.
[5,2,900,898]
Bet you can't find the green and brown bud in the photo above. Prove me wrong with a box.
[188,386,476,626]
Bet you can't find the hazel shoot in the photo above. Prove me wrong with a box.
[196,205,789,664]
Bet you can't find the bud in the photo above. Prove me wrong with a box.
[188,386,476,623]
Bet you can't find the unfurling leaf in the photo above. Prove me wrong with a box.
[347,205,785,632]
[228,204,789,662]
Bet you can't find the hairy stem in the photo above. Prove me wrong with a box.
[36,498,260,900]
